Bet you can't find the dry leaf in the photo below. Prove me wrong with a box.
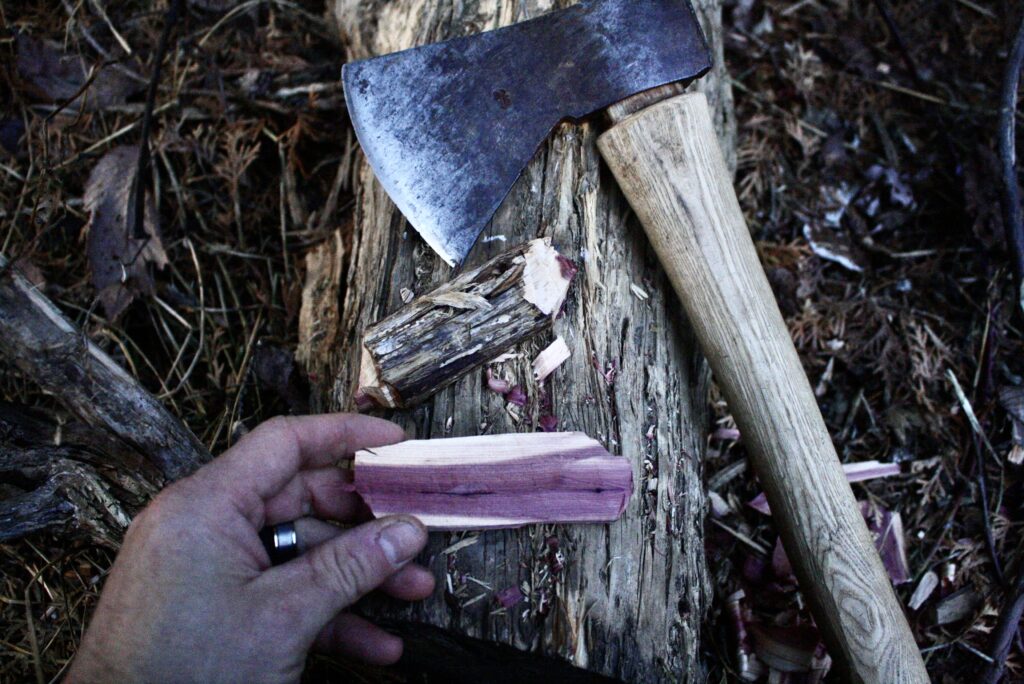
[83,146,168,319]
[16,34,138,111]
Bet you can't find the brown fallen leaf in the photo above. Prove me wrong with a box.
[83,146,168,319]
[15,34,139,112]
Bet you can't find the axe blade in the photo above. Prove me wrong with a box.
[342,0,710,266]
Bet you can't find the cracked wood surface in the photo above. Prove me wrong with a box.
[356,238,573,409]
[323,1,734,680]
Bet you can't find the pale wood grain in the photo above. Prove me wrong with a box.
[326,0,733,678]
[597,92,927,683]
[354,432,633,529]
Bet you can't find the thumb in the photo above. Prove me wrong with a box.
[259,516,428,633]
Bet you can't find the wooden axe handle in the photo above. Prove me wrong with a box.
[597,92,927,683]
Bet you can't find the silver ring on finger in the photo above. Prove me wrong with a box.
[259,521,299,566]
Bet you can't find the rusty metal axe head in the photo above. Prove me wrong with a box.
[342,0,710,266]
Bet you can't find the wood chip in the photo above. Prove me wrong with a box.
[532,336,571,382]
[356,239,575,410]
[629,282,650,300]
[908,570,938,610]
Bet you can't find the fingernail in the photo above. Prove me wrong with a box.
[378,519,425,566]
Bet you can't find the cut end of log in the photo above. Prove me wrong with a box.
[353,432,632,530]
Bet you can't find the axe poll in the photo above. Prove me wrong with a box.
[342,1,927,680]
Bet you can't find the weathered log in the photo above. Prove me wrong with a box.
[354,432,632,529]
[0,402,160,545]
[324,0,734,680]
[355,238,574,410]
[0,260,210,481]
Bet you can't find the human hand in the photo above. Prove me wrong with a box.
[66,414,433,684]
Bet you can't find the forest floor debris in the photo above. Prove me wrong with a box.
[0,0,1022,681]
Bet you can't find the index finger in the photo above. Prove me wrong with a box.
[200,414,406,504]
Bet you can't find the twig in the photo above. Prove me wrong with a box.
[954,0,995,19]
[60,0,147,85]
[55,101,177,169]
[948,370,1001,465]
[982,571,1024,684]
[947,369,1006,581]
[88,0,133,55]
[710,518,769,555]
[972,432,1004,583]
[870,0,927,88]
[128,0,183,240]
[1000,12,1024,309]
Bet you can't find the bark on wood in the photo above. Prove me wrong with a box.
[326,1,734,680]
[0,402,160,545]
[0,261,210,481]
[354,432,632,529]
[356,238,573,410]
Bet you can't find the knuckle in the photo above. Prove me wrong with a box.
[257,415,296,439]
[311,541,379,603]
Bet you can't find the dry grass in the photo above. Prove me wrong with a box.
[1,0,352,680]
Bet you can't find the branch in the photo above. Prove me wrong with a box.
[0,260,209,480]
[355,238,575,410]
[1000,11,1024,307]
[983,571,1024,684]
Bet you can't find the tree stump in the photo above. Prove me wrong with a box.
[314,1,736,680]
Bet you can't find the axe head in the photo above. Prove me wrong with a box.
[343,0,711,266]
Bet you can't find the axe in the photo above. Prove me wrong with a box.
[342,1,927,680]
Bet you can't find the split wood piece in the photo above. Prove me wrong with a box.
[532,335,570,382]
[355,238,575,410]
[353,432,632,530]
[330,1,730,679]
[0,259,210,481]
